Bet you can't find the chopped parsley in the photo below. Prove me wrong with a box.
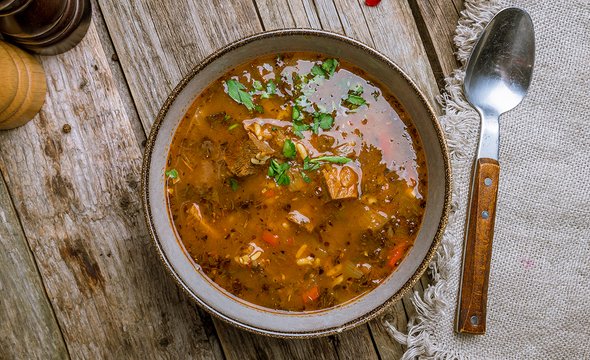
[310,156,352,164]
[346,94,366,106]
[292,105,304,122]
[322,59,339,77]
[165,169,179,179]
[301,172,312,183]
[254,104,264,114]
[303,157,321,171]
[252,80,264,91]
[268,159,291,186]
[266,80,277,95]
[225,79,255,111]
[228,178,239,191]
[292,122,310,138]
[309,59,339,79]
[345,85,367,108]
[311,112,334,134]
[311,65,325,77]
[283,139,296,159]
[227,123,239,131]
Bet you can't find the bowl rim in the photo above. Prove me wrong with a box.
[141,28,452,338]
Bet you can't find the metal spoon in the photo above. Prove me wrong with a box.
[456,7,535,334]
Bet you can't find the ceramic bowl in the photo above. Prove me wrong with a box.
[142,29,451,337]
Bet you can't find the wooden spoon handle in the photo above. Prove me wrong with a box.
[456,158,500,334]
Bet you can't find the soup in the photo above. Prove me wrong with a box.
[166,53,427,311]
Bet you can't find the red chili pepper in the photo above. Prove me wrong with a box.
[365,0,381,6]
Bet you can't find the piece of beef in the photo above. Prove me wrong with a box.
[223,137,261,177]
[322,165,359,200]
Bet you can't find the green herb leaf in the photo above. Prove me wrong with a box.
[301,172,311,183]
[310,112,334,134]
[266,80,276,95]
[252,80,263,91]
[165,169,179,179]
[310,156,352,164]
[225,79,255,110]
[292,122,309,138]
[283,139,296,159]
[345,94,367,107]
[311,120,320,134]
[292,105,304,122]
[254,104,264,114]
[311,64,325,78]
[229,178,239,191]
[303,157,321,171]
[228,123,239,131]
[316,113,334,130]
[268,159,291,186]
[321,59,339,77]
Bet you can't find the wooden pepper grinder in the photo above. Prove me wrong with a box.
[0,0,92,55]
[0,40,47,129]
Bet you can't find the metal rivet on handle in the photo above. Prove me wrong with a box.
[470,315,479,325]
[484,177,492,186]
[482,210,489,219]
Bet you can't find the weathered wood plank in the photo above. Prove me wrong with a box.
[0,21,218,358]
[0,173,68,359]
[410,0,462,87]
[331,326,379,360]
[353,0,440,109]
[214,320,337,360]
[90,0,145,148]
[97,0,261,132]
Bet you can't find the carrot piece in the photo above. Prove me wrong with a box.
[262,230,280,246]
[302,285,320,304]
[387,244,409,268]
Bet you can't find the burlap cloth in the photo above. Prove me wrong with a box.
[387,0,590,358]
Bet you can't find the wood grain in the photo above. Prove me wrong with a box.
[0,21,219,358]
[456,158,500,334]
[0,171,68,359]
[410,0,461,87]
[97,0,261,131]
[0,0,466,357]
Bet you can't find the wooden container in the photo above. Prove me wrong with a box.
[0,0,91,55]
[0,40,47,129]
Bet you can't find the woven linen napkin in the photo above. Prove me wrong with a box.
[388,0,590,358]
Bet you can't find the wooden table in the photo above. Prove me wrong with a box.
[0,0,462,358]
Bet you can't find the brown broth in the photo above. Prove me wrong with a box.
[166,52,427,311]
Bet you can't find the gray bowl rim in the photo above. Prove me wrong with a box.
[141,28,452,338]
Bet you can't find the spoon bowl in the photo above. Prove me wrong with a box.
[464,7,535,116]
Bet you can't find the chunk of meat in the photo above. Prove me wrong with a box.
[322,165,359,200]
[223,139,261,177]
[223,132,274,177]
